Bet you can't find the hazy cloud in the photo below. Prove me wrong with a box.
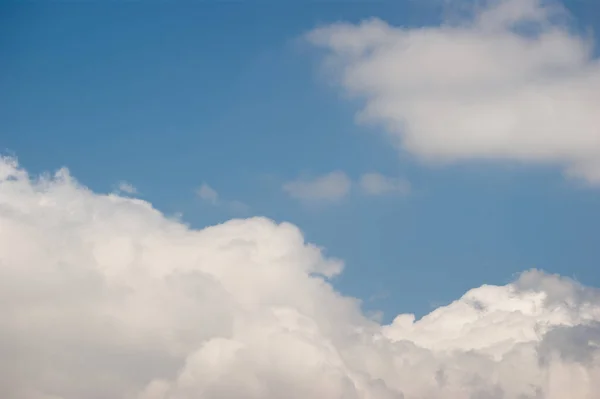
[283,171,352,202]
[197,183,219,205]
[228,199,251,214]
[196,183,250,213]
[117,181,137,195]
[359,173,411,196]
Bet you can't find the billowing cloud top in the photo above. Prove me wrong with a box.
[307,0,600,185]
[1,155,600,399]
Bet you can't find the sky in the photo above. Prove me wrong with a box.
[1,1,600,398]
[3,0,600,320]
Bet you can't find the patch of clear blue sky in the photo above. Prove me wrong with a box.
[2,1,600,321]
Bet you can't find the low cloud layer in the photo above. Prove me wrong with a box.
[2,156,600,399]
[308,0,600,185]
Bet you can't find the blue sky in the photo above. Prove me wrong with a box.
[2,0,600,321]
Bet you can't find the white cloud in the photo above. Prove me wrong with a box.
[2,156,600,399]
[197,183,219,205]
[283,171,352,202]
[359,173,411,196]
[307,0,600,185]
[118,181,137,195]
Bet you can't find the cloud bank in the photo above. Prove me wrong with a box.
[2,156,600,399]
[307,0,600,185]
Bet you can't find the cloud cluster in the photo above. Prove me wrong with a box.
[308,0,600,185]
[283,171,409,203]
[2,156,600,399]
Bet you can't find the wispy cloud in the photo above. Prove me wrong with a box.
[283,171,352,202]
[196,183,249,213]
[283,171,410,203]
[196,183,219,205]
[117,181,137,195]
[228,199,251,214]
[359,173,410,196]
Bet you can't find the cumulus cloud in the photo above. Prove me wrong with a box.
[2,155,600,399]
[307,0,600,185]
[196,183,219,205]
[359,173,411,196]
[283,171,352,202]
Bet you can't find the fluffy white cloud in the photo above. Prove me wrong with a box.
[197,183,219,204]
[283,171,352,202]
[359,173,411,196]
[2,156,600,399]
[307,0,600,185]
